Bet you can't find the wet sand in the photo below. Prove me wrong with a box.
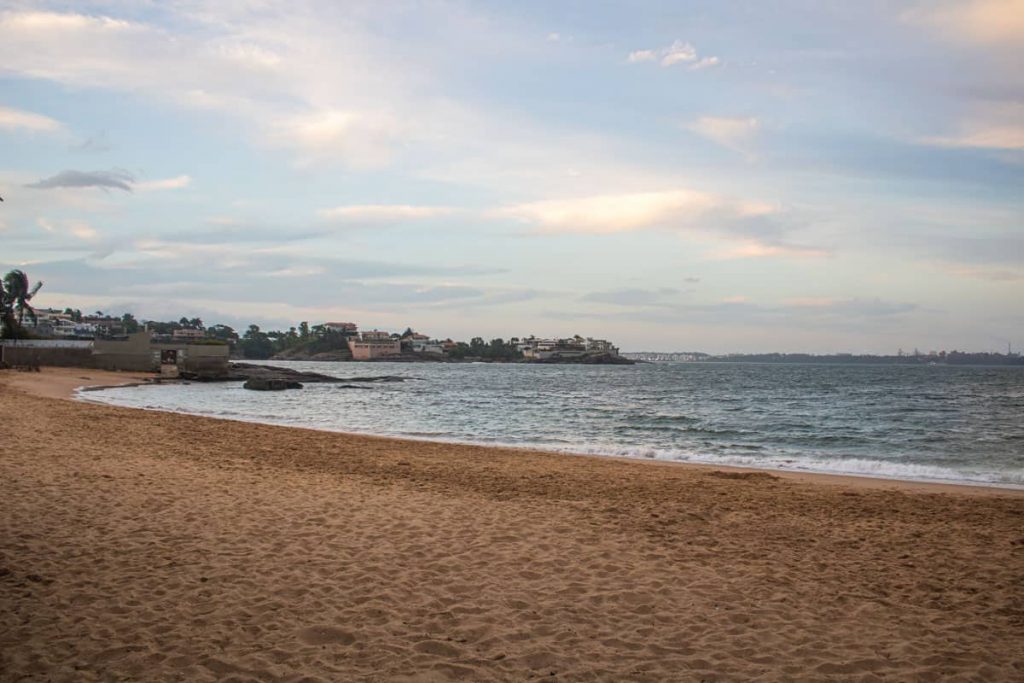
[2,368,1022,681]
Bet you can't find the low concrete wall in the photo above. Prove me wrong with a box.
[91,352,158,372]
[3,331,231,376]
[180,354,230,378]
[1,346,94,367]
[93,332,158,371]
[94,334,230,376]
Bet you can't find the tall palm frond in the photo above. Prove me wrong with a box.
[1,269,43,337]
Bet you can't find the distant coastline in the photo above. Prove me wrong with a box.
[239,350,636,365]
[622,351,1024,366]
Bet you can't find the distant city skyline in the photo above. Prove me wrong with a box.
[1,1,1021,353]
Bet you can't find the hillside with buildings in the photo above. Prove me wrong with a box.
[5,307,631,367]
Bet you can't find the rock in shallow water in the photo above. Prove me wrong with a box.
[243,378,303,391]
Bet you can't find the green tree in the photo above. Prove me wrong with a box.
[446,341,471,359]
[239,324,274,359]
[299,321,310,339]
[121,312,140,334]
[207,324,238,342]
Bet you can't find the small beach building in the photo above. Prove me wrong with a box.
[92,332,230,377]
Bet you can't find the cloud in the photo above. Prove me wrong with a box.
[136,175,192,191]
[19,256,499,312]
[0,9,408,168]
[0,105,64,133]
[34,218,100,241]
[917,103,1024,151]
[627,40,719,70]
[492,188,826,260]
[926,234,1024,268]
[24,169,192,192]
[661,40,697,66]
[319,204,455,222]
[707,241,829,260]
[494,189,718,234]
[270,109,406,168]
[905,0,1024,47]
[925,104,1024,152]
[944,265,1024,281]
[553,297,920,326]
[0,6,698,196]
[689,56,720,71]
[688,116,760,153]
[26,169,134,191]
[627,49,656,63]
[267,266,327,278]
[789,298,919,318]
[67,221,98,240]
[925,126,1024,151]
[580,288,682,306]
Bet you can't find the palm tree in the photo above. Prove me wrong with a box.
[1,270,43,339]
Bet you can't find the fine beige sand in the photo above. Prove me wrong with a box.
[2,368,1022,681]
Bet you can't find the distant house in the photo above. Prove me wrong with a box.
[324,321,358,334]
[410,338,445,355]
[518,335,619,360]
[172,328,206,340]
[399,330,444,355]
[585,338,618,354]
[348,330,401,360]
[24,309,98,338]
[82,316,125,337]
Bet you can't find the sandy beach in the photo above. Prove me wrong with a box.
[1,368,1022,681]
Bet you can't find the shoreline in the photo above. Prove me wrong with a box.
[44,367,1020,497]
[3,366,1023,680]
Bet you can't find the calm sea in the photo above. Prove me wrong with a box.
[84,361,1024,488]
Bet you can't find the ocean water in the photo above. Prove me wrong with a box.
[83,361,1024,488]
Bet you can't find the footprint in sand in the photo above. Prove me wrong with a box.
[297,626,356,646]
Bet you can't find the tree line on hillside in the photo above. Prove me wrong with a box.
[235,323,354,359]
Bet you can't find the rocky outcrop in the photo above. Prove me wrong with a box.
[228,363,341,384]
[243,378,303,391]
[270,348,353,362]
[226,363,414,385]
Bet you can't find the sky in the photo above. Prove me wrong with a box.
[0,0,1021,353]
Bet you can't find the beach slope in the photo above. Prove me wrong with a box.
[1,368,1022,681]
